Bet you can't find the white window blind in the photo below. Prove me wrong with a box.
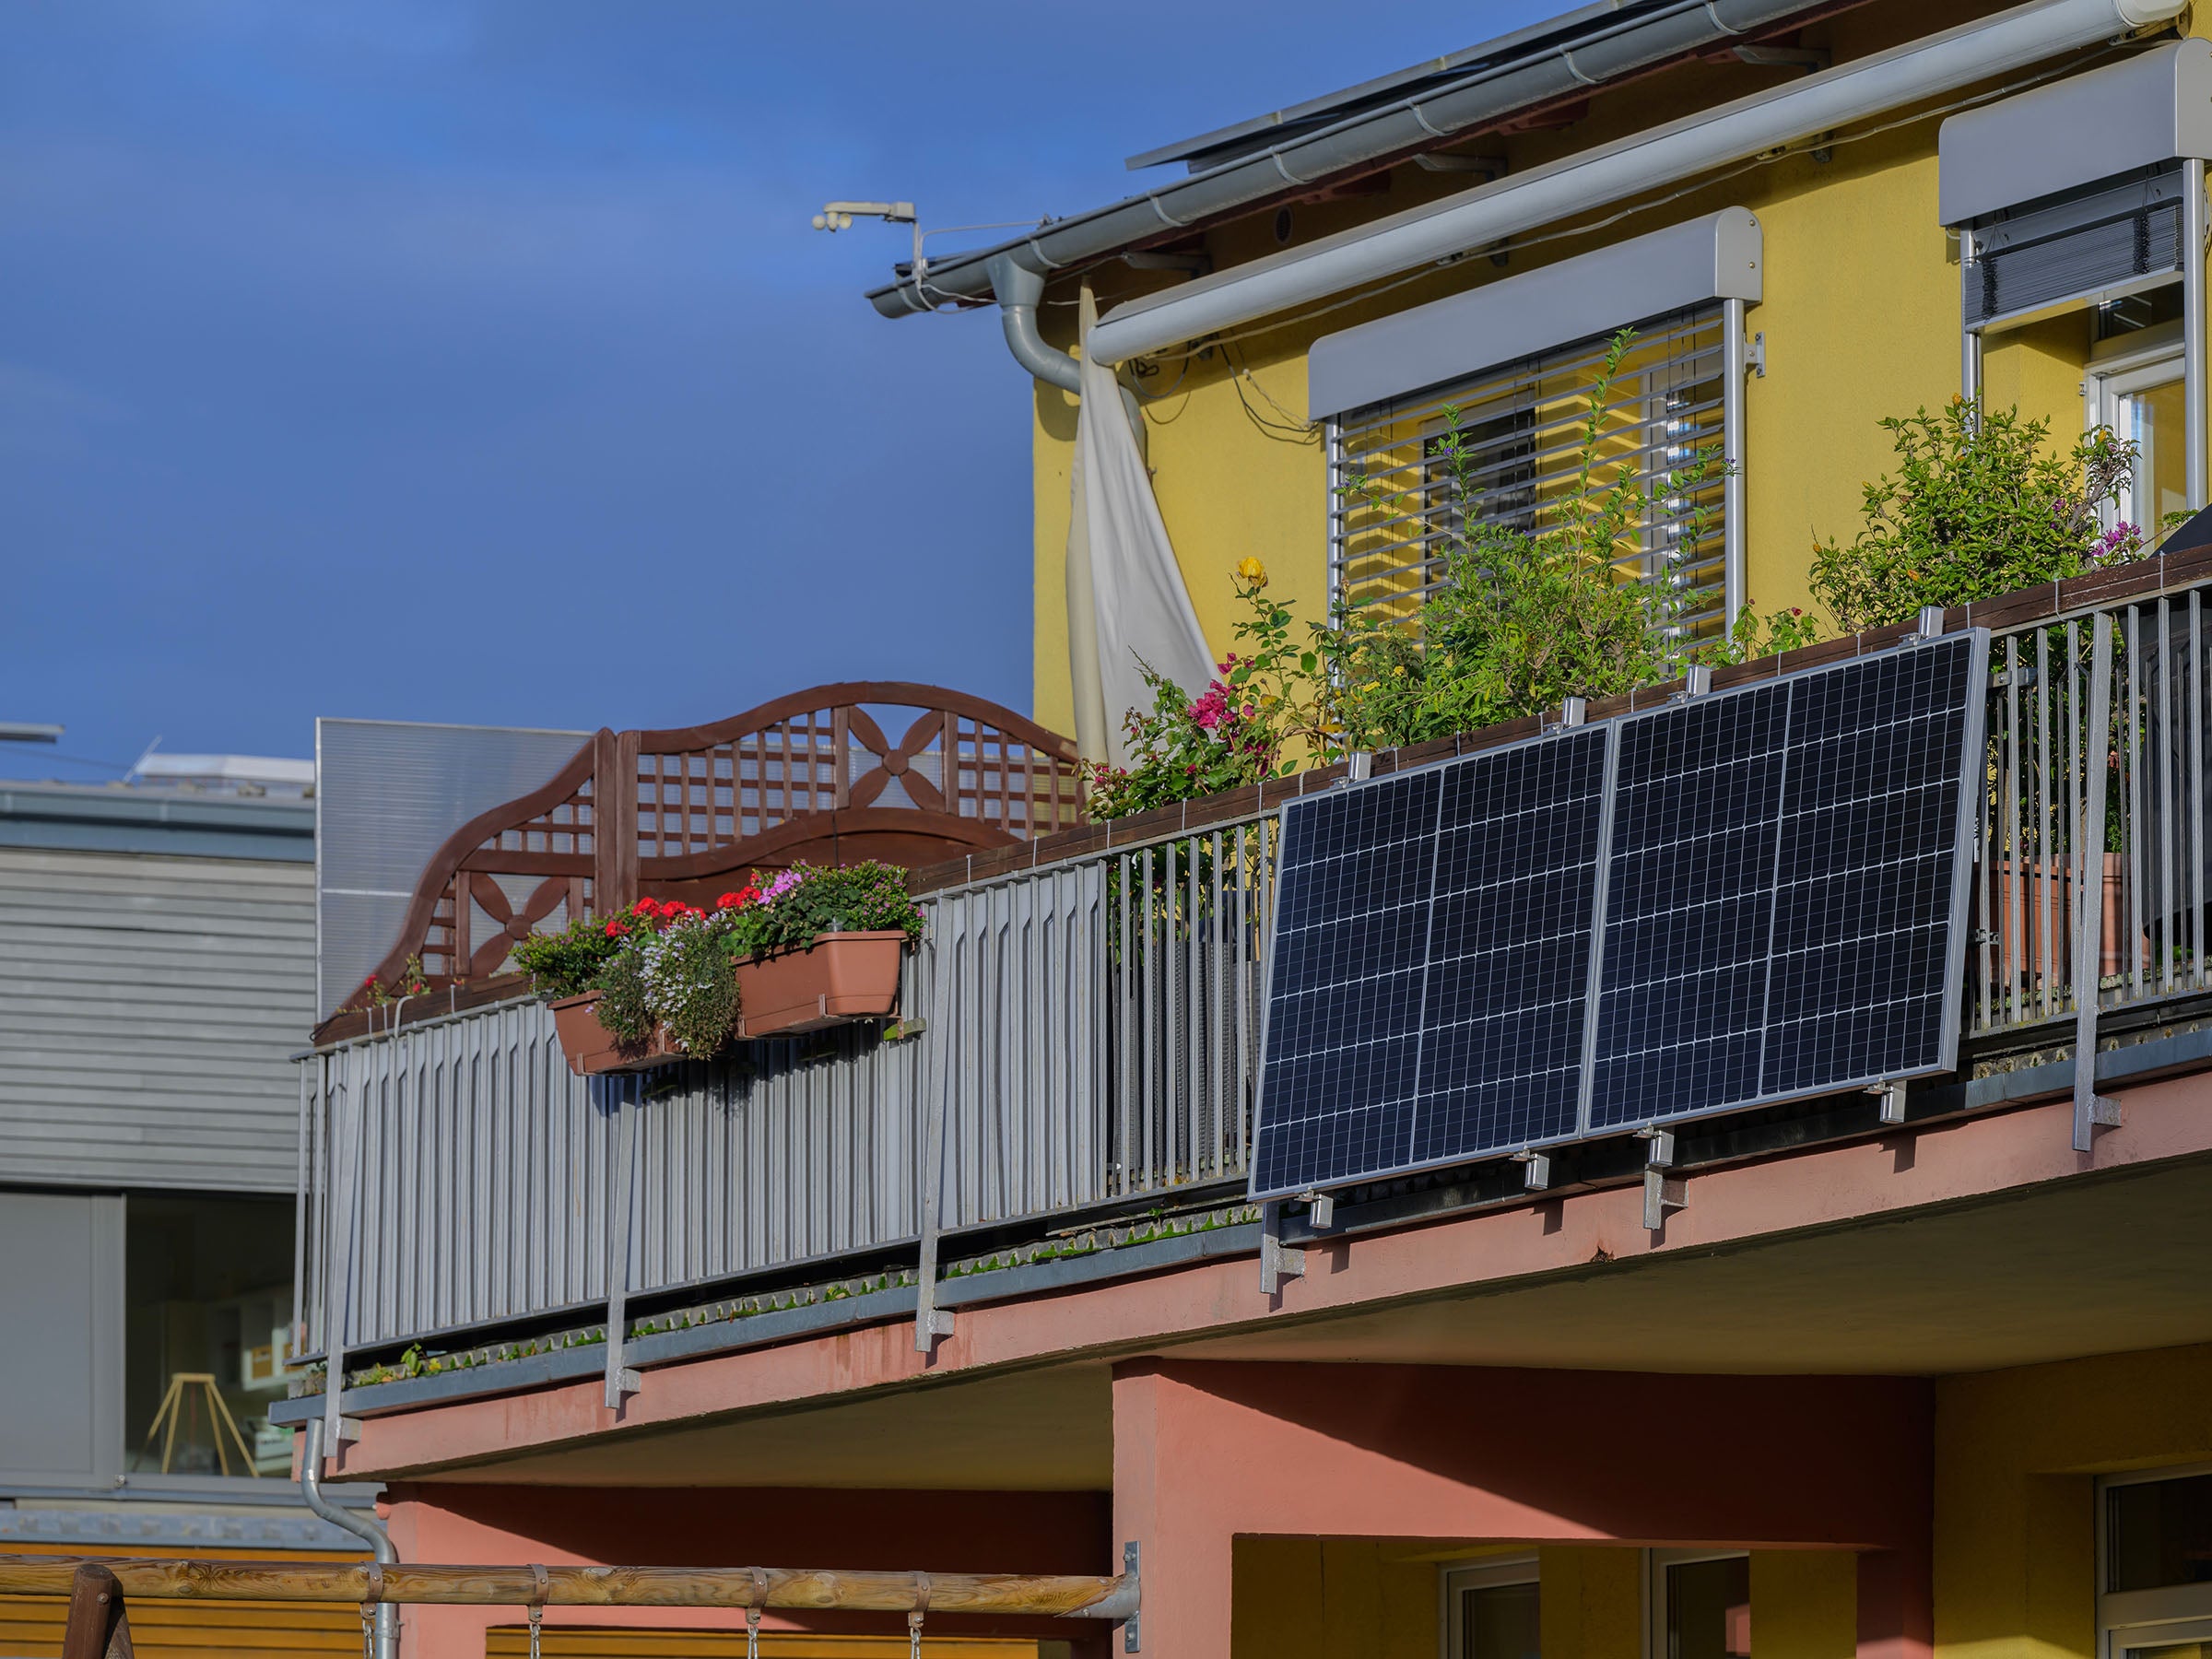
[1326,305,1729,649]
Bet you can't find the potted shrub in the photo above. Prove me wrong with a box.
[514,864,923,1076]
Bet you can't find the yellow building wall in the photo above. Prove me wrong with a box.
[1026,0,2186,731]
[1935,1341,2212,1659]
[1539,1546,1641,1659]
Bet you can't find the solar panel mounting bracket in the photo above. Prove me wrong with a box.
[1297,1191,1337,1230]
[1669,665,1714,702]
[1547,696,1589,732]
[1637,1129,1685,1230]
[1512,1150,1551,1190]
[1343,750,1374,784]
[1869,1079,1908,1126]
[1258,1201,1306,1293]
[1912,604,1949,641]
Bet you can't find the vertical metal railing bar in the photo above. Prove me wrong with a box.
[2003,633,2023,1020]
[1140,843,1157,1192]
[1185,836,1203,1185]
[2034,625,2053,1020]
[292,1060,312,1356]
[1208,829,1227,1181]
[2159,597,2178,999]
[2053,623,2070,1021]
[2123,605,2143,1006]
[2190,590,2204,993]
[1116,852,1134,1198]
[1239,818,1256,1159]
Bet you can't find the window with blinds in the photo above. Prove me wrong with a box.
[1964,165,2186,332]
[1326,305,1729,651]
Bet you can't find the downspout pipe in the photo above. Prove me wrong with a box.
[1086,0,2188,366]
[986,252,1147,446]
[303,1417,401,1659]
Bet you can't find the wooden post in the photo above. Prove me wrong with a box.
[61,1564,132,1659]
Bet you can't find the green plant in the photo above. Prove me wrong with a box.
[721,862,924,959]
[512,918,624,999]
[1810,398,2142,632]
[641,915,738,1055]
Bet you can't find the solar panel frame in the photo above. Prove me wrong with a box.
[1248,629,1990,1201]
[1249,721,1610,1199]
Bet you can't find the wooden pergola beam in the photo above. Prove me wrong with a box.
[0,1556,1137,1622]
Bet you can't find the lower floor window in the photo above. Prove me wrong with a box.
[2102,1464,2212,1659]
[1443,1557,1540,1659]
[1653,1549,1751,1659]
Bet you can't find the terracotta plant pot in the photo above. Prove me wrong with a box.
[550,991,682,1077]
[735,931,908,1038]
[1982,853,2132,981]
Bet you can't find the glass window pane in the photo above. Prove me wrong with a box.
[1668,1557,1752,1659]
[2119,1640,2210,1659]
[1460,1579,1541,1659]
[124,1194,296,1477]
[2109,1475,2212,1593]
[2120,377,2190,531]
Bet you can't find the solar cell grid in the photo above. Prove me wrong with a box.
[1251,631,1986,1199]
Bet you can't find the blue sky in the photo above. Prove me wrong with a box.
[0,1,1551,782]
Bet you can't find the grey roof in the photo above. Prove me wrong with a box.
[0,779,314,862]
[1127,0,1694,172]
[865,0,1822,319]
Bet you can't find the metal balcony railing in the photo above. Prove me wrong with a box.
[296,816,1278,1368]
[295,559,2212,1387]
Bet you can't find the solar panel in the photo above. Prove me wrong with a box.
[1251,631,1987,1199]
[1252,726,1606,1196]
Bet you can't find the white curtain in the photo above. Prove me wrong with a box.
[1066,287,1215,765]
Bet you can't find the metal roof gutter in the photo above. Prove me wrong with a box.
[866,0,1830,319]
[1084,0,2183,366]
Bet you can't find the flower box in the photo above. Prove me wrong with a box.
[735,930,908,1038]
[551,991,683,1077]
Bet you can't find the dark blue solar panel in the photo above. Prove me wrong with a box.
[1412,726,1607,1167]
[1252,632,1984,1199]
[1589,631,1983,1130]
[1253,728,1606,1196]
[1253,767,1441,1196]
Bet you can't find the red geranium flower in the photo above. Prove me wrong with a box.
[604,920,628,937]
[635,897,661,917]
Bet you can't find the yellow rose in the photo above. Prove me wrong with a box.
[1236,557,1268,588]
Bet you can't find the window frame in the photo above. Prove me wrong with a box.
[1439,1552,1540,1659]
[1646,1547,1752,1659]
[2098,1462,2212,1659]
[2086,335,2190,535]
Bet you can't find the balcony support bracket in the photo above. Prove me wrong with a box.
[2073,612,2118,1154]
[915,943,956,1352]
[1637,1129,1685,1231]
[1870,1079,1907,1126]
[1258,1201,1306,1294]
[605,1087,642,1409]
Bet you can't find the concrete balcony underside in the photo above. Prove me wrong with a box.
[311,1067,2212,1491]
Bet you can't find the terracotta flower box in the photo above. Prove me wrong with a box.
[550,991,683,1077]
[735,930,908,1038]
